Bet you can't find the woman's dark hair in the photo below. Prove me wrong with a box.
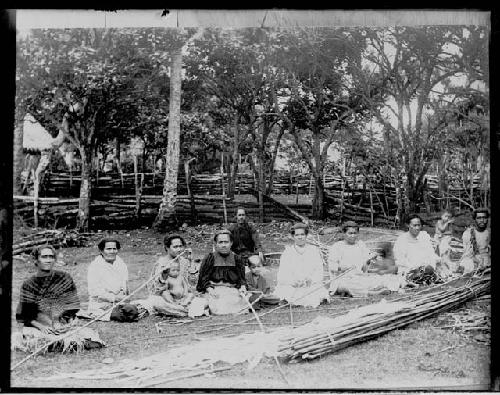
[97,238,121,251]
[290,222,309,235]
[33,245,56,260]
[342,220,359,233]
[164,234,186,249]
[407,214,423,224]
[472,208,489,219]
[214,229,233,242]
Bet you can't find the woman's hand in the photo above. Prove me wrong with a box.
[113,290,127,302]
[207,287,218,298]
[32,321,54,335]
[293,279,305,287]
[238,286,248,298]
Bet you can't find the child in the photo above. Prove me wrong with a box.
[366,242,398,275]
[159,262,194,308]
[245,255,280,310]
[434,210,454,254]
[433,210,455,277]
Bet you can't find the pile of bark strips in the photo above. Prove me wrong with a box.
[277,270,490,362]
[13,230,91,256]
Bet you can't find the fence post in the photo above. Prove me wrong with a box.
[369,188,374,227]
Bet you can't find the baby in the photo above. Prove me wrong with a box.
[366,243,397,275]
[159,262,194,307]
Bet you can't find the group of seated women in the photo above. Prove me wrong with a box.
[15,209,489,353]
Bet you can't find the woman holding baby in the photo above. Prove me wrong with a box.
[135,235,194,317]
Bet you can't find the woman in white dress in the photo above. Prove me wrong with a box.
[393,214,440,277]
[328,221,402,297]
[275,223,329,307]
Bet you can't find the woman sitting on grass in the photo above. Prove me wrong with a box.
[393,214,441,285]
[14,245,105,353]
[196,230,248,315]
[328,222,402,297]
[274,223,329,308]
[86,238,139,322]
[133,235,196,318]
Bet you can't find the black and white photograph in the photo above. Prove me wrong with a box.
[4,9,494,390]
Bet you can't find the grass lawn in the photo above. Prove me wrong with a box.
[10,225,491,390]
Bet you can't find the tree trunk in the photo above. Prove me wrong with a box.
[311,175,326,220]
[437,155,448,211]
[227,121,239,199]
[220,154,228,225]
[265,127,285,195]
[77,148,93,232]
[153,47,183,231]
[133,155,142,221]
[13,109,25,195]
[184,159,197,224]
[257,152,265,223]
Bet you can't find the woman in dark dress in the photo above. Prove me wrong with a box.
[196,230,248,315]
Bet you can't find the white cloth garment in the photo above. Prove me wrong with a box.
[87,255,129,318]
[393,231,439,276]
[275,244,329,308]
[328,240,371,272]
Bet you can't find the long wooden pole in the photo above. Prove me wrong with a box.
[241,291,291,385]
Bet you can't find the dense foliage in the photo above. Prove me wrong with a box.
[16,25,489,227]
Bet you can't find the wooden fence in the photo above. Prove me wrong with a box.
[14,194,312,229]
[15,169,486,230]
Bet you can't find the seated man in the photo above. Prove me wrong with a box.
[459,208,490,274]
[393,214,441,285]
[14,245,105,352]
[228,208,264,264]
[245,255,280,310]
[196,230,248,315]
[86,238,139,322]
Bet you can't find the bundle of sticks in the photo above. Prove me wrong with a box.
[13,230,91,256]
[277,272,490,362]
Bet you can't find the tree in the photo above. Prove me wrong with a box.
[186,28,291,221]
[153,46,183,230]
[363,26,489,219]
[17,28,151,231]
[277,28,372,219]
[153,28,200,231]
